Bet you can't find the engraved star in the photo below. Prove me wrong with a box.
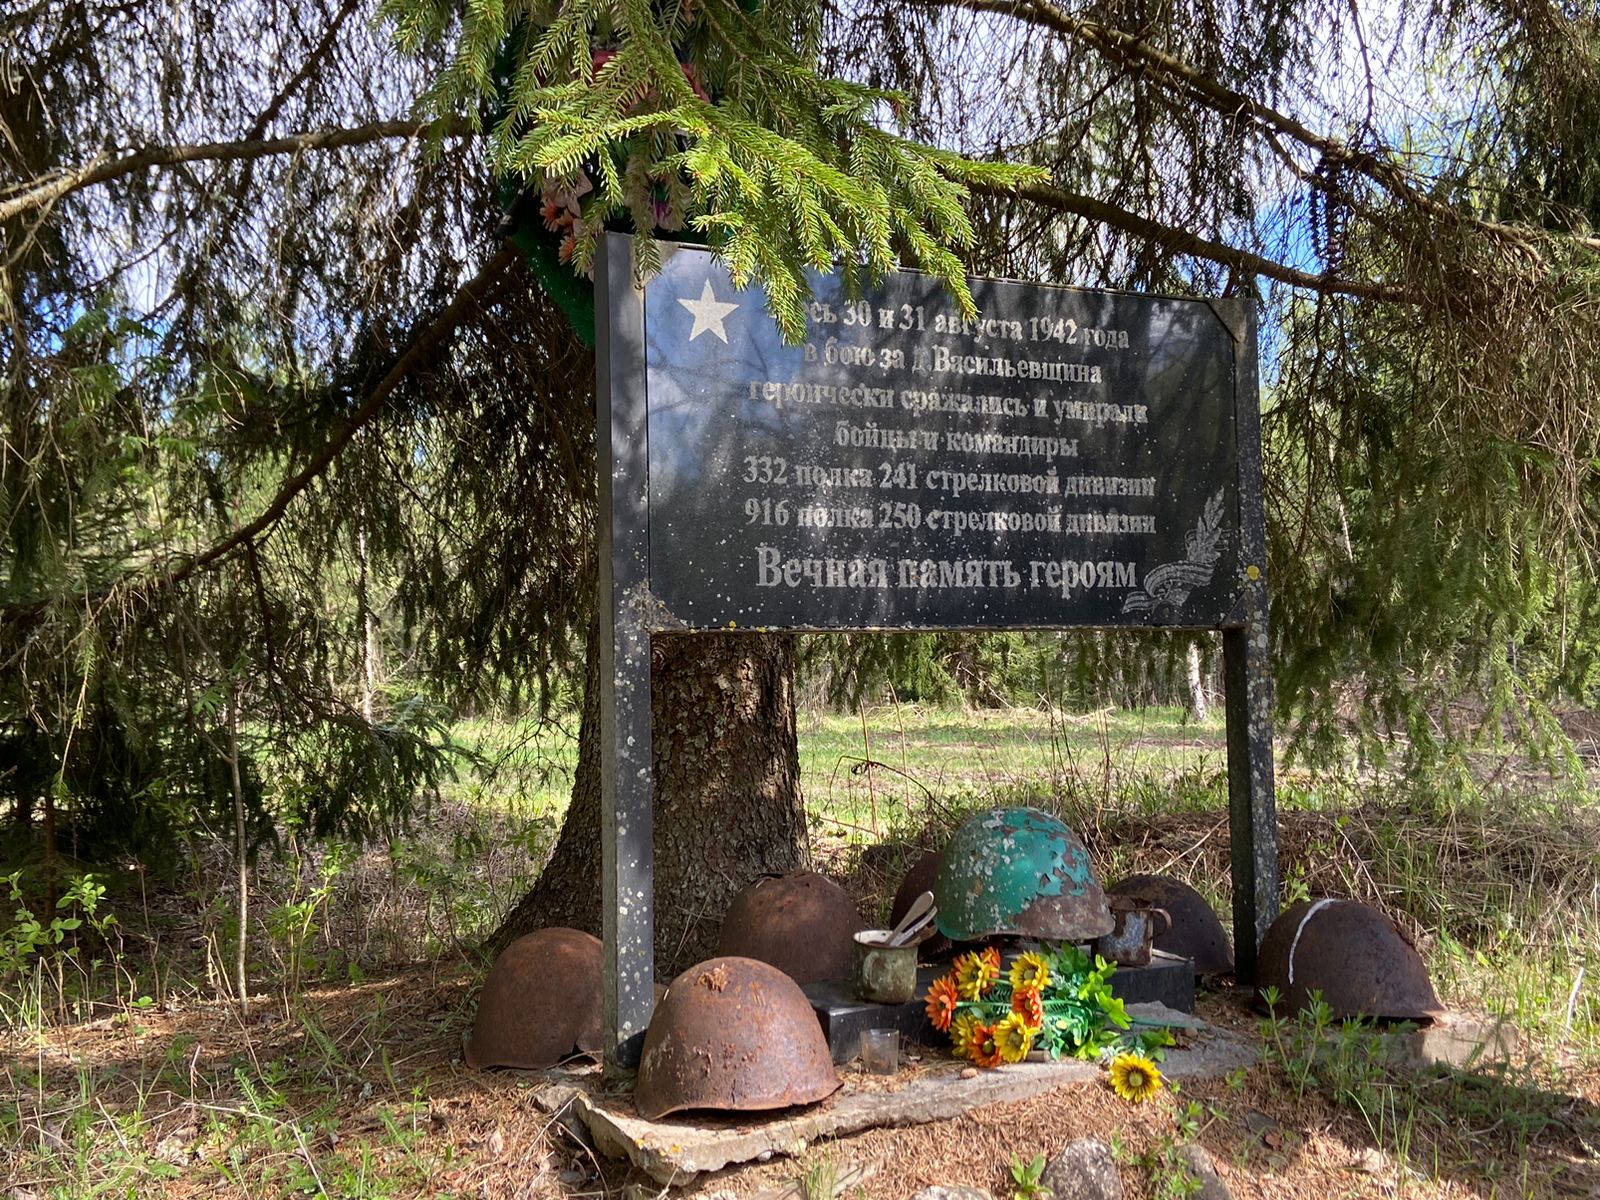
[677,279,740,344]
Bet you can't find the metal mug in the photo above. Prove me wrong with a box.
[1094,903,1172,967]
[850,930,918,1004]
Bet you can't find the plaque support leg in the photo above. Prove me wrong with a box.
[595,233,655,1072]
[600,608,654,1071]
[1224,613,1277,985]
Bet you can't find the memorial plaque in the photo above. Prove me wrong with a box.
[642,242,1246,631]
[592,234,1277,1067]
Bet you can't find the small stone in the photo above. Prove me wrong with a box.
[1173,1144,1232,1200]
[1239,1110,1280,1140]
[909,1188,993,1200]
[1042,1138,1123,1200]
[959,1067,979,1079]
[1349,1147,1389,1175]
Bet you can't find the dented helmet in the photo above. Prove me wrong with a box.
[716,872,866,984]
[1108,874,1234,977]
[466,928,603,1070]
[1256,898,1444,1021]
[634,956,841,1119]
[933,807,1113,942]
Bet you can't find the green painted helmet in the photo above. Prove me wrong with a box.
[933,807,1114,942]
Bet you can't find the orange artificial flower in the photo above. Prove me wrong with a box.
[1011,986,1045,1031]
[924,973,959,1032]
[967,1022,1004,1068]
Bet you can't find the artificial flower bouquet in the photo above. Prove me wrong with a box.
[922,944,1167,1068]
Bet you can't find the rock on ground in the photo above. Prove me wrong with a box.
[1042,1137,1123,1200]
[1174,1143,1233,1200]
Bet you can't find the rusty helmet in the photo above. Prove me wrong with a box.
[716,872,866,984]
[1256,899,1444,1021]
[1108,874,1234,976]
[466,927,604,1070]
[634,956,841,1119]
[890,849,950,956]
[933,807,1114,942]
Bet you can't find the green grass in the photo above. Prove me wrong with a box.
[803,701,1229,840]
[438,714,581,818]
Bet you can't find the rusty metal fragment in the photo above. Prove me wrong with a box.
[933,807,1113,942]
[716,872,866,984]
[1109,874,1235,977]
[466,927,605,1070]
[633,956,842,1120]
[1256,898,1444,1021]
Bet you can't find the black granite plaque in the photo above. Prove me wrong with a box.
[642,243,1244,630]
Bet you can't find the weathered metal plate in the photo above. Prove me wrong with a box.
[642,242,1243,630]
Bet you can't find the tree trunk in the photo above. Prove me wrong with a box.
[489,628,806,978]
[1186,639,1209,724]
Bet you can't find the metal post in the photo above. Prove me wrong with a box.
[1221,299,1278,984]
[596,233,655,1068]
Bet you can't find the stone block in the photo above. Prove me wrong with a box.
[1173,1144,1232,1200]
[1042,1138,1123,1200]
[805,960,1194,1065]
[1389,1011,1518,1072]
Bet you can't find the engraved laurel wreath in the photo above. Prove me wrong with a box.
[1121,489,1229,615]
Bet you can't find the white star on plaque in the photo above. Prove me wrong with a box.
[677,279,740,344]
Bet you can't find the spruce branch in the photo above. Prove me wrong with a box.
[0,245,518,626]
[914,0,1600,258]
[0,121,460,225]
[969,178,1419,302]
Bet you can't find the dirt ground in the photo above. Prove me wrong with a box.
[6,964,1597,1200]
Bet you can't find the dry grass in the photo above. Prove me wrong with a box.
[4,703,1600,1197]
[4,977,1596,1199]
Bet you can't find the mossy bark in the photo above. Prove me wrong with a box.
[488,629,806,977]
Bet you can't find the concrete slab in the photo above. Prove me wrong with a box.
[1386,1011,1519,1072]
[536,1030,1258,1185]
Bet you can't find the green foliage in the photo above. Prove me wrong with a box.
[1256,986,1586,1185]
[0,872,127,1025]
[1008,1151,1052,1200]
[380,0,1042,340]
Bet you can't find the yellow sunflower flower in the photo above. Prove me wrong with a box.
[994,1013,1034,1063]
[951,1012,981,1058]
[1008,950,1051,993]
[953,949,1001,1000]
[1109,1052,1163,1103]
